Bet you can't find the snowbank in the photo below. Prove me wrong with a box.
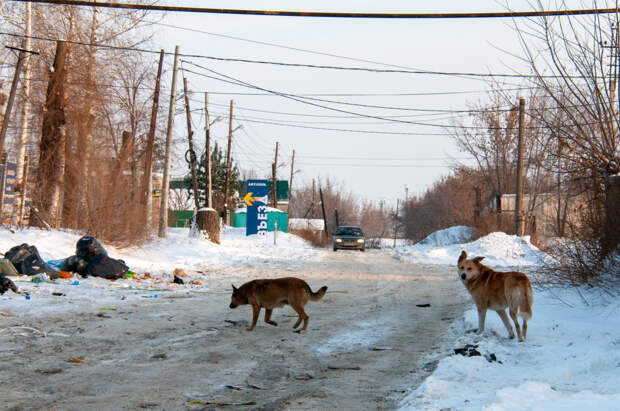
[400,288,620,411]
[417,225,476,247]
[394,231,548,267]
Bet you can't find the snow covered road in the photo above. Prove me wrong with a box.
[0,250,467,410]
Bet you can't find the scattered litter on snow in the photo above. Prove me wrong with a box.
[1,225,618,411]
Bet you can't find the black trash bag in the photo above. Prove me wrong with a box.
[84,254,128,280]
[4,243,60,278]
[0,273,19,295]
[76,236,108,262]
[67,236,128,280]
[60,255,88,275]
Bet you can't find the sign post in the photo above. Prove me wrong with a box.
[245,179,269,236]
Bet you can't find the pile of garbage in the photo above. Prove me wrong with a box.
[0,235,207,299]
[60,236,129,280]
[0,236,131,295]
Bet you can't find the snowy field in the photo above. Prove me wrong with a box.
[1,225,619,410]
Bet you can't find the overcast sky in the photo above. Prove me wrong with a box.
[148,1,589,205]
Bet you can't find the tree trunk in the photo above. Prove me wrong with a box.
[197,208,220,244]
[39,40,68,226]
[14,1,32,224]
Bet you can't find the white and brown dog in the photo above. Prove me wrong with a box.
[458,251,533,342]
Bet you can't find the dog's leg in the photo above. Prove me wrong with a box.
[476,307,487,334]
[509,307,523,342]
[496,309,516,339]
[264,309,278,326]
[522,318,528,340]
[247,305,260,331]
[291,304,309,330]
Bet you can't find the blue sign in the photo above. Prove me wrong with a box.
[245,179,269,236]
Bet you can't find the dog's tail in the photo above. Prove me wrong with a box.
[308,285,328,301]
[518,283,534,320]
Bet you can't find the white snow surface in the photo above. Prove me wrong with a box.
[1,226,619,411]
[394,230,549,267]
[400,287,620,411]
[418,225,477,247]
[0,226,323,275]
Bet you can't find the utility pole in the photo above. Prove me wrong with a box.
[158,45,180,238]
[514,97,525,236]
[334,208,339,227]
[272,141,279,208]
[394,199,399,248]
[142,49,164,230]
[223,99,234,224]
[287,149,295,230]
[474,186,481,227]
[183,77,200,211]
[319,186,328,239]
[204,92,213,209]
[312,178,316,217]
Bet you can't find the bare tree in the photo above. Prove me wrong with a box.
[514,1,620,284]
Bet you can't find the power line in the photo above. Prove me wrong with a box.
[228,117,451,136]
[202,108,467,126]
[0,30,605,81]
[293,162,452,168]
[183,63,597,131]
[18,1,620,19]
[296,155,470,161]
[188,94,512,115]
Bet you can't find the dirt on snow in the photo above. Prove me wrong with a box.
[0,251,468,410]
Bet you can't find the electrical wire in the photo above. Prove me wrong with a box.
[19,1,620,20]
[0,30,610,81]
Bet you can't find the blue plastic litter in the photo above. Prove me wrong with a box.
[71,281,79,286]
[46,259,65,269]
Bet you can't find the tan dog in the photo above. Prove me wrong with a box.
[229,277,327,331]
[458,251,533,342]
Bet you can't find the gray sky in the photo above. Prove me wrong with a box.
[150,1,585,204]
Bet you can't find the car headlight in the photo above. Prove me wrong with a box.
[357,239,364,243]
[335,238,342,243]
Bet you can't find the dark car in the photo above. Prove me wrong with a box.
[333,226,365,252]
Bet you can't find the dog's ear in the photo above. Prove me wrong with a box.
[473,256,485,264]
[458,250,467,262]
[232,285,237,292]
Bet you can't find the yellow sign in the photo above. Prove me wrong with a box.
[244,192,259,206]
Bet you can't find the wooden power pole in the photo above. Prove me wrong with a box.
[514,97,525,236]
[142,49,164,229]
[158,45,180,238]
[183,77,200,211]
[272,141,279,208]
[204,93,213,209]
[223,99,234,223]
[287,149,295,230]
[319,186,329,239]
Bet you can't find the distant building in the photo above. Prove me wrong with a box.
[489,192,586,236]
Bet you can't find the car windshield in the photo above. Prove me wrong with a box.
[335,227,363,236]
